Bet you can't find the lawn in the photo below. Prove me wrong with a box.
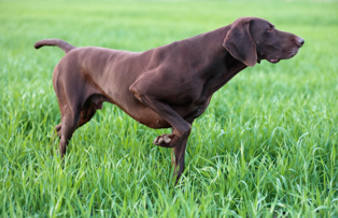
[0,0,337,217]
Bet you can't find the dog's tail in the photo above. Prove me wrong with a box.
[34,39,76,54]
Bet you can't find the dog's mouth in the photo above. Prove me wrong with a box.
[266,50,298,64]
[268,58,280,63]
[258,47,299,64]
[257,54,281,64]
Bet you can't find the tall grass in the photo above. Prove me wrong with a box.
[0,0,337,217]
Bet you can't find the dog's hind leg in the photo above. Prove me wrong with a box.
[54,90,83,157]
[54,123,62,138]
[76,94,107,128]
[58,105,81,158]
[50,122,61,144]
[77,101,98,128]
[54,99,98,157]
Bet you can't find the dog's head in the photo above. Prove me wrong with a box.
[223,17,304,67]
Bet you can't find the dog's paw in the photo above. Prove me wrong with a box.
[153,134,175,147]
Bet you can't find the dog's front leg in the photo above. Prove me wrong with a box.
[129,82,191,148]
[129,72,193,184]
[129,90,190,183]
[171,136,188,185]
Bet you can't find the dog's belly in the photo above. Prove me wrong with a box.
[120,100,171,129]
[104,90,210,129]
[121,97,211,129]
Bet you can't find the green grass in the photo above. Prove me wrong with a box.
[1,0,338,217]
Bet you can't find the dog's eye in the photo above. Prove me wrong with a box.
[267,25,274,32]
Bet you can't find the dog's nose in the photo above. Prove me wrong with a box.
[296,37,304,47]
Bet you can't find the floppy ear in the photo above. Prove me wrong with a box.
[223,20,257,67]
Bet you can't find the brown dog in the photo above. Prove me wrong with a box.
[35,17,304,184]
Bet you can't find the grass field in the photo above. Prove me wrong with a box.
[0,0,338,217]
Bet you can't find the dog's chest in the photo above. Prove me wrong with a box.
[184,96,212,121]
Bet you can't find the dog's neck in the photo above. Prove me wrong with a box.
[184,26,247,94]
